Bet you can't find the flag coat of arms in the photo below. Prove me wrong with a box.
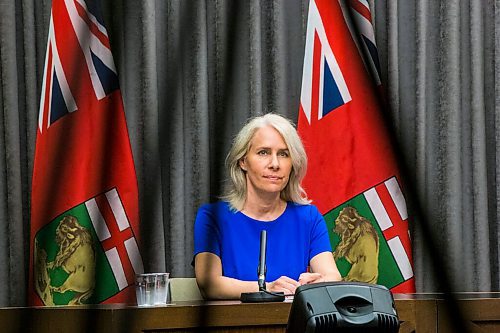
[29,0,143,305]
[298,0,415,292]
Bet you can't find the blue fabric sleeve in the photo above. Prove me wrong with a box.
[194,204,221,257]
[308,205,333,260]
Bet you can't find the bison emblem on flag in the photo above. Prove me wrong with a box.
[325,177,414,290]
[34,188,143,305]
[333,206,380,284]
[35,215,95,305]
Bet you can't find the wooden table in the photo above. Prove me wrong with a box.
[2,293,500,332]
[395,293,500,333]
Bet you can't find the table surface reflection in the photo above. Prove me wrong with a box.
[2,293,500,333]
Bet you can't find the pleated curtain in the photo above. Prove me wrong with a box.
[0,0,499,306]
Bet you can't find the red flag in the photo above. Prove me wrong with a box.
[29,0,143,305]
[298,0,415,292]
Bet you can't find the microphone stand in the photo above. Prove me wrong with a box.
[240,230,285,303]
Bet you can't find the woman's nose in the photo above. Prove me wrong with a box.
[269,154,280,169]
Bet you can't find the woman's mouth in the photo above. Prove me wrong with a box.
[264,175,282,181]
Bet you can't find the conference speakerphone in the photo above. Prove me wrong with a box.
[287,281,399,333]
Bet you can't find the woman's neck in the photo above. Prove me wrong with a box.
[241,194,286,221]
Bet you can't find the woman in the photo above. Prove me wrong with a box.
[194,113,341,299]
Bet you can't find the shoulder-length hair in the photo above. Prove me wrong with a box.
[222,113,310,211]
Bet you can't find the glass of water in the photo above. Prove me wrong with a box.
[136,273,170,306]
[154,273,170,305]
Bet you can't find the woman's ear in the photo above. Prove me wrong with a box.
[239,157,247,171]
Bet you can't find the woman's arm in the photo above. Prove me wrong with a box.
[195,252,300,299]
[195,252,257,299]
[299,251,342,285]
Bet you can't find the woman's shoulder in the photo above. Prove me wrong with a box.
[286,202,324,223]
[197,201,233,215]
[287,202,321,214]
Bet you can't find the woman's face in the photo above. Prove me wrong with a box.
[239,125,293,197]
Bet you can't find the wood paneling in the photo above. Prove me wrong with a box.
[2,294,500,332]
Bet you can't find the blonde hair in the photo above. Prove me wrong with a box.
[222,113,310,211]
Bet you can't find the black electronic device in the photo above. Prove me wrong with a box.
[257,229,267,290]
[286,281,399,332]
[240,230,285,303]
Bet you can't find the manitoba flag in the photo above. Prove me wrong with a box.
[29,0,143,305]
[297,0,415,292]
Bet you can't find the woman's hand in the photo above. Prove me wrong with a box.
[268,276,300,294]
[298,272,325,285]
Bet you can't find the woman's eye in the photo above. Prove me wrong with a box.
[257,150,268,155]
[279,151,289,157]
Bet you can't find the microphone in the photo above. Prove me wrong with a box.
[257,230,267,290]
[240,230,285,303]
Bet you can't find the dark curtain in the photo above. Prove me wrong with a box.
[0,0,499,306]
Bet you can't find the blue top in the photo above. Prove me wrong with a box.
[193,201,332,282]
